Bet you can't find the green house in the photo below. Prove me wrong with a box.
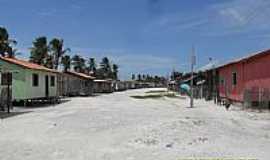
[0,57,59,101]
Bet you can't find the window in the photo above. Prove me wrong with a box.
[232,72,237,86]
[50,76,55,87]
[220,77,225,86]
[32,74,39,87]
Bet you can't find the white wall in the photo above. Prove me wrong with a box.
[25,70,58,99]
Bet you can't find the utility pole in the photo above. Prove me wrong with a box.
[190,46,196,108]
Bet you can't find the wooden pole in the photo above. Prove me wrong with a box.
[190,46,195,108]
[7,72,11,114]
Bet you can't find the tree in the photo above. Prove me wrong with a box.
[61,55,71,72]
[72,54,86,73]
[171,71,183,80]
[49,38,70,70]
[146,74,151,82]
[6,48,21,58]
[29,36,48,65]
[87,58,97,75]
[131,74,136,80]
[142,74,146,81]
[0,27,17,58]
[44,54,54,69]
[137,74,142,81]
[100,57,112,78]
[112,64,119,80]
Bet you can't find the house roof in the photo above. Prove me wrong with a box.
[197,60,221,72]
[217,48,270,69]
[0,56,59,73]
[65,71,95,80]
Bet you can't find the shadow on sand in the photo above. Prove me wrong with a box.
[13,99,71,109]
[0,111,32,119]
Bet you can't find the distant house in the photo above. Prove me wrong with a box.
[113,81,127,91]
[196,60,220,101]
[125,81,136,89]
[93,79,113,93]
[58,71,95,96]
[0,57,59,103]
[217,49,270,108]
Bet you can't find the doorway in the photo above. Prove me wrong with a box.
[45,75,49,97]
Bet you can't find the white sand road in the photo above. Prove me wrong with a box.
[0,88,270,160]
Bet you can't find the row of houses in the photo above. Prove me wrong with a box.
[0,57,107,109]
[0,56,157,111]
[170,49,270,109]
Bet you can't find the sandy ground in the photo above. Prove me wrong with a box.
[0,88,270,160]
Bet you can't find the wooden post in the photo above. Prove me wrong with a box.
[7,72,12,114]
[190,46,196,108]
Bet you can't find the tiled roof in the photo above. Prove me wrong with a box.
[0,56,59,73]
[65,71,95,80]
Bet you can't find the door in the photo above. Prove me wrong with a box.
[45,75,49,97]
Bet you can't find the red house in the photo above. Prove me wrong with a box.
[218,49,270,105]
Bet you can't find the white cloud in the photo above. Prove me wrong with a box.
[144,13,208,33]
[145,0,270,37]
[219,8,245,25]
[208,0,270,34]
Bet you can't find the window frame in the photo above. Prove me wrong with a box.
[220,77,225,86]
[50,76,55,87]
[232,71,237,86]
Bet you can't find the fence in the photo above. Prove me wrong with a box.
[243,88,270,109]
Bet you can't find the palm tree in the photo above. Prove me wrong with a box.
[61,55,71,72]
[0,27,17,57]
[112,64,119,80]
[6,48,21,58]
[45,54,54,69]
[88,58,97,71]
[79,57,86,73]
[72,54,81,72]
[87,58,97,76]
[49,38,70,70]
[137,74,142,81]
[100,57,111,78]
[142,74,146,81]
[29,36,48,65]
[72,54,86,73]
[131,74,136,80]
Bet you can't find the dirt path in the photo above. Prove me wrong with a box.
[0,89,269,160]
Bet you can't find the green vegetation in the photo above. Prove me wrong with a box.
[0,27,17,58]
[0,26,120,80]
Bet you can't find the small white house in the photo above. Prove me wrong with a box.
[0,57,59,102]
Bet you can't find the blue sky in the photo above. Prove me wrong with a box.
[1,0,270,79]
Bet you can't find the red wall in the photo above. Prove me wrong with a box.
[218,52,270,102]
[219,63,244,101]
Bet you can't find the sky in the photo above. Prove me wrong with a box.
[1,0,270,79]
